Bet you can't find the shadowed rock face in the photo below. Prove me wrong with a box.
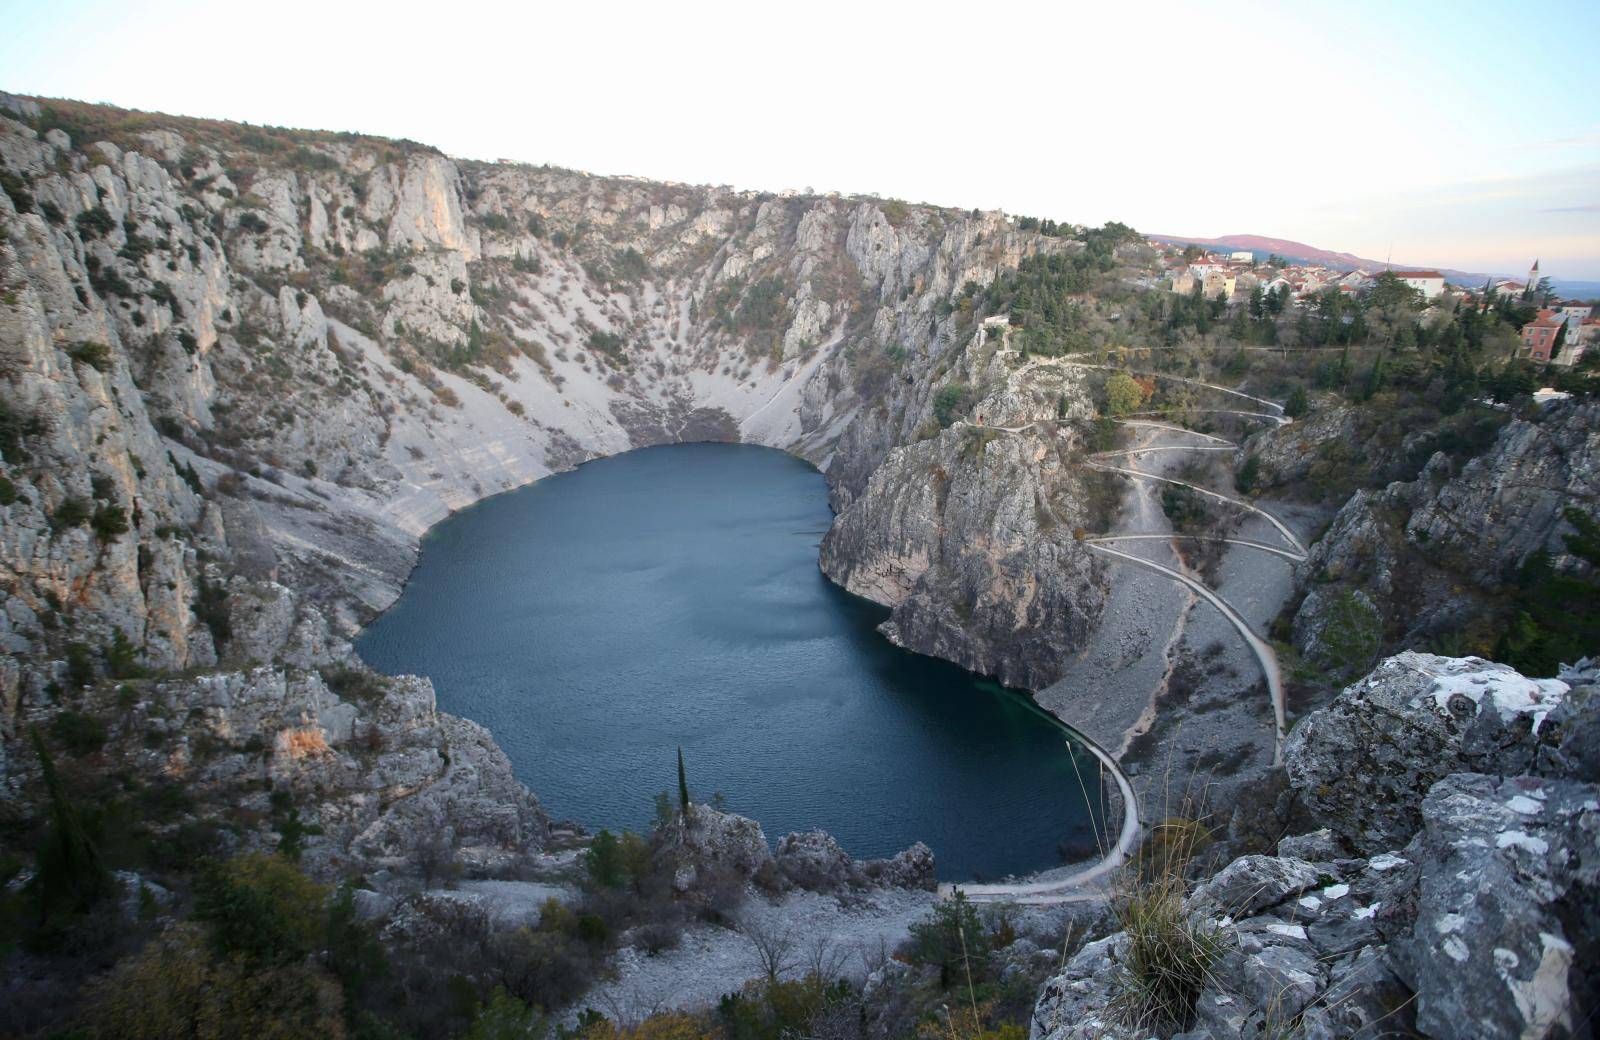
[1287,401,1599,671]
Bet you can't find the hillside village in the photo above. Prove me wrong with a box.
[1150,244,1596,368]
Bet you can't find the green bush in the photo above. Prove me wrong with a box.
[49,709,107,756]
[193,853,330,966]
[1159,485,1209,532]
[51,496,92,531]
[67,341,113,372]
[905,891,992,990]
[74,205,116,238]
[1284,385,1309,417]
[933,383,975,427]
[91,503,129,542]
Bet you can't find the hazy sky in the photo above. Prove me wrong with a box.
[3,0,1596,278]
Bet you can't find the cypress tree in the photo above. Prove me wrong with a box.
[677,746,689,818]
[28,727,111,924]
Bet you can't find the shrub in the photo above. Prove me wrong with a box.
[51,496,92,531]
[587,330,627,366]
[67,341,113,372]
[0,168,34,211]
[193,853,330,966]
[75,205,116,238]
[236,211,269,233]
[1159,484,1209,531]
[0,476,17,505]
[48,709,107,756]
[81,925,346,1040]
[933,383,975,427]
[91,503,129,542]
[1236,455,1261,495]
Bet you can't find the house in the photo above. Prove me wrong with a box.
[1202,270,1237,300]
[1519,314,1563,362]
[1556,303,1593,331]
[1389,270,1445,300]
[1230,251,1254,263]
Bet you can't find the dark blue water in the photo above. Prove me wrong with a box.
[356,443,1103,880]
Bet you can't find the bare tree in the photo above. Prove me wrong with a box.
[740,915,798,983]
[804,929,850,982]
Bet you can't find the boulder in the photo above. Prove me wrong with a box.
[1284,652,1568,854]
[863,841,938,891]
[774,830,857,890]
[1390,772,1599,1040]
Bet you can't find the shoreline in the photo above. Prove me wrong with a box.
[352,438,1128,890]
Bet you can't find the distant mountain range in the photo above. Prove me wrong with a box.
[1150,233,1600,299]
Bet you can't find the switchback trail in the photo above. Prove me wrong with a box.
[1084,462,1308,556]
[1086,543,1289,764]
[1085,533,1307,564]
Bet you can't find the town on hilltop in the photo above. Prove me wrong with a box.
[1148,246,1595,368]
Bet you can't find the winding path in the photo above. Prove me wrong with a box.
[1093,445,1239,461]
[954,724,1142,904]
[1115,420,1238,445]
[1084,463,1308,556]
[1122,408,1291,426]
[941,350,1305,903]
[1086,544,1289,764]
[1040,360,1286,415]
[1085,533,1307,564]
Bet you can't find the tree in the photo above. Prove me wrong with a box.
[739,915,797,983]
[1104,372,1148,417]
[1284,386,1309,418]
[585,830,627,889]
[193,853,329,966]
[677,745,690,817]
[906,892,992,991]
[27,728,112,928]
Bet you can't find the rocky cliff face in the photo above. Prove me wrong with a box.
[1031,652,1599,1040]
[1279,399,1598,676]
[819,358,1107,688]
[0,94,1100,870]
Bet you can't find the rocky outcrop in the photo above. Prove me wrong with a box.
[1289,401,1599,671]
[821,412,1105,691]
[1284,651,1568,854]
[1031,653,1600,1040]
[656,806,936,894]
[1407,400,1600,585]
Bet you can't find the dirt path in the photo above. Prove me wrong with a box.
[1086,543,1289,763]
[1084,463,1308,556]
[1085,533,1306,564]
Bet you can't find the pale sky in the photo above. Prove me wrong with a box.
[3,0,1597,279]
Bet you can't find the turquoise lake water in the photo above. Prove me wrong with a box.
[356,442,1104,880]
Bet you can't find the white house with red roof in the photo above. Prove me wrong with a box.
[1389,270,1445,300]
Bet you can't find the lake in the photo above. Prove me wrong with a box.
[356,442,1104,880]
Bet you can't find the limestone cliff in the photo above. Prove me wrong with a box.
[0,94,1098,869]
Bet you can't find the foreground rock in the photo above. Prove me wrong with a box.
[1031,653,1600,1040]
